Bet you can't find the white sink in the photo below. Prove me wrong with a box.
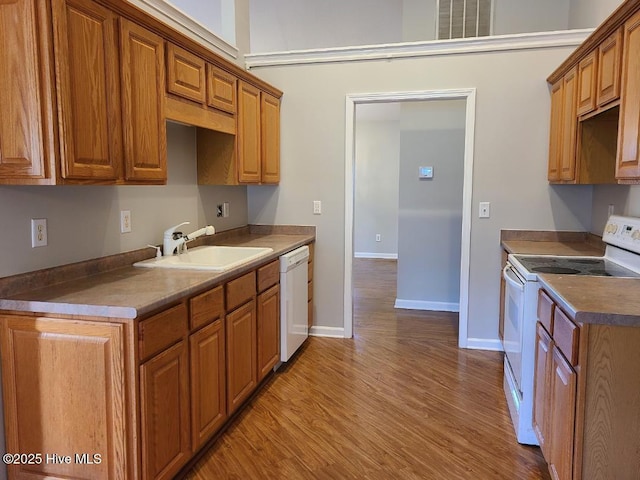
[134,245,274,271]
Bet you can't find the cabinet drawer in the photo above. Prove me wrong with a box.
[537,289,555,334]
[226,271,256,311]
[257,260,279,293]
[166,43,206,103]
[139,303,188,361]
[190,285,224,330]
[207,64,236,114]
[553,307,579,366]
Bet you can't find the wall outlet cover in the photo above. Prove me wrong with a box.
[120,210,132,233]
[31,218,47,248]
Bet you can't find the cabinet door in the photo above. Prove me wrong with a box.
[140,340,191,480]
[0,316,126,479]
[120,19,167,182]
[560,68,578,182]
[0,0,55,182]
[549,346,577,480]
[237,81,261,183]
[258,285,280,381]
[533,322,553,457]
[597,28,622,108]
[190,319,227,450]
[207,64,237,114]
[226,300,257,414]
[261,92,280,184]
[577,51,597,116]
[617,11,640,180]
[52,0,122,180]
[166,43,206,104]
[548,80,564,182]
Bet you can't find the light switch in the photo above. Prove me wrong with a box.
[479,202,490,218]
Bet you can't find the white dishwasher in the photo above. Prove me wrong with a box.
[280,245,309,361]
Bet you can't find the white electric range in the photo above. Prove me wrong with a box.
[502,215,640,445]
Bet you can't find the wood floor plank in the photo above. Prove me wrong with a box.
[183,258,549,479]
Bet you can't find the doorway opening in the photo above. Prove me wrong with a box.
[344,89,476,348]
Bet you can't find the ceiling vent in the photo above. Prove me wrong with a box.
[438,0,493,40]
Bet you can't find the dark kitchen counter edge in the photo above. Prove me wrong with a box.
[537,273,640,328]
[0,225,315,320]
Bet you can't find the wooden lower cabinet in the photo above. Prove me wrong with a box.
[534,289,640,480]
[189,318,226,450]
[533,322,553,457]
[0,316,128,479]
[257,284,280,381]
[140,340,191,480]
[548,346,576,480]
[226,300,257,414]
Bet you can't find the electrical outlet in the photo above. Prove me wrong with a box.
[120,210,132,233]
[31,219,47,248]
[376,234,381,242]
[223,202,230,218]
[313,200,322,215]
[479,202,491,218]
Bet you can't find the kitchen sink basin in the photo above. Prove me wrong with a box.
[134,245,274,271]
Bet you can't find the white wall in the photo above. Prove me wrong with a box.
[249,0,572,52]
[493,0,570,35]
[569,0,624,29]
[396,100,465,309]
[354,107,400,257]
[250,0,403,52]
[0,123,248,278]
[246,45,593,342]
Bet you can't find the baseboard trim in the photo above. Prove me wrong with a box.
[394,299,460,312]
[354,252,398,259]
[309,326,346,338]
[465,338,504,351]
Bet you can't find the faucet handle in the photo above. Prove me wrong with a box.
[163,222,190,239]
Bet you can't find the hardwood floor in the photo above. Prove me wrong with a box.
[183,258,549,479]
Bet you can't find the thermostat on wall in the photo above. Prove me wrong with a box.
[419,166,433,179]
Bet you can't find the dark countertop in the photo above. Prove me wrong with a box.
[0,230,314,320]
[537,274,640,327]
[501,229,640,327]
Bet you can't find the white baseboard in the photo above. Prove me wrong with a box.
[465,338,504,351]
[394,299,460,312]
[309,326,346,338]
[354,252,398,259]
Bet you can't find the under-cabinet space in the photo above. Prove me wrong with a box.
[575,106,618,184]
[196,128,238,185]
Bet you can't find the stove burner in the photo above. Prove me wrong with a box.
[587,269,612,276]
[531,266,581,274]
[569,259,601,265]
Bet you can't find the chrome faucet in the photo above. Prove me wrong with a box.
[163,222,216,256]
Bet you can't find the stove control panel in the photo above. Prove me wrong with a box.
[603,215,640,253]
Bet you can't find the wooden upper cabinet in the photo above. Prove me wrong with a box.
[120,19,167,182]
[207,64,237,114]
[560,68,578,182]
[617,10,640,182]
[237,81,262,183]
[52,0,122,181]
[166,43,206,104]
[577,51,597,116]
[548,80,564,182]
[261,93,281,184]
[597,28,622,108]
[0,0,56,183]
